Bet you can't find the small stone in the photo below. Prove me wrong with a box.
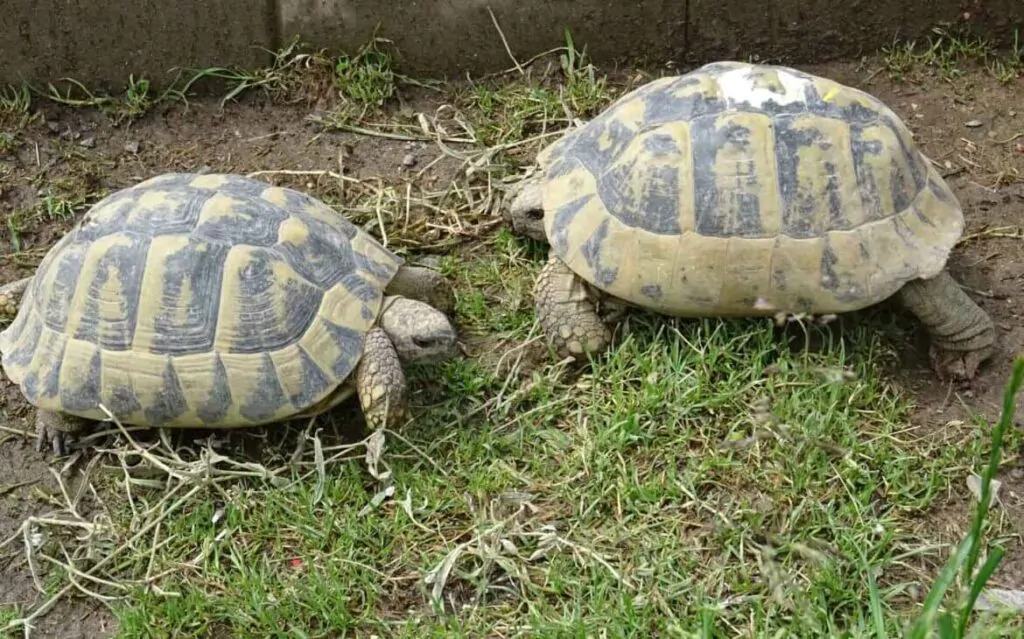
[402,153,417,168]
[79,136,96,148]
[124,140,140,154]
[46,121,61,134]
[965,119,984,128]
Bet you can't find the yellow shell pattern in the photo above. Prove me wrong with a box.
[0,173,402,427]
[539,61,964,317]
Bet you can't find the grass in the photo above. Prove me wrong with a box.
[0,29,1023,639]
[4,176,102,252]
[457,30,617,150]
[13,302,1022,637]
[882,25,1023,83]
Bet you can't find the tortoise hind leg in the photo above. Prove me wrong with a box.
[896,270,996,381]
[534,253,613,362]
[355,327,410,430]
[0,277,33,320]
[35,410,90,456]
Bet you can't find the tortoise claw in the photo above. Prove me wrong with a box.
[34,410,85,457]
[35,424,71,456]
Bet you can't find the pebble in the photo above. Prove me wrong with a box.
[79,136,96,148]
[402,153,417,168]
[46,121,61,134]
[124,140,140,154]
[965,119,984,128]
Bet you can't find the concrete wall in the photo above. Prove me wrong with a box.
[1,0,1021,92]
[0,0,277,91]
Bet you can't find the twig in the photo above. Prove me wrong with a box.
[374,188,389,247]
[0,425,32,438]
[958,226,1022,245]
[309,117,476,144]
[488,7,524,76]
[993,132,1024,144]
[476,47,567,80]
[246,168,360,184]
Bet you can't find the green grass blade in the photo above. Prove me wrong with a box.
[959,546,1006,631]
[955,358,1024,635]
[906,533,976,639]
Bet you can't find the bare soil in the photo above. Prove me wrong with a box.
[1,60,1022,636]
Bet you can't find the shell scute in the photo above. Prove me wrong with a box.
[66,232,151,351]
[135,235,230,356]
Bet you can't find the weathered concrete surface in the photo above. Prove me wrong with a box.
[278,0,689,77]
[1,0,1021,91]
[0,0,276,91]
[285,0,1023,77]
[686,0,1023,63]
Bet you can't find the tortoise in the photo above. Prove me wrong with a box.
[0,172,460,456]
[506,61,995,380]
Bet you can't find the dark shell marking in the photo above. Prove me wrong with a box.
[0,173,403,427]
[540,62,964,317]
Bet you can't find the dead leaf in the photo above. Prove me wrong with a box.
[966,472,1002,508]
[975,588,1024,613]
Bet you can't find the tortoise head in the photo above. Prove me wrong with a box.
[385,265,456,315]
[505,178,548,242]
[378,296,459,364]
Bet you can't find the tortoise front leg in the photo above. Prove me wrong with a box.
[534,253,613,362]
[35,410,90,456]
[355,327,410,430]
[896,270,996,381]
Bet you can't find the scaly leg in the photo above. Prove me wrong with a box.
[534,253,613,362]
[355,327,410,430]
[0,277,32,320]
[35,410,90,456]
[896,270,996,381]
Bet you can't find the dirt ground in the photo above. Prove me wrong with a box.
[1,59,1022,636]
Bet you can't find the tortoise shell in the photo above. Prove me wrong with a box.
[0,173,402,428]
[537,61,964,317]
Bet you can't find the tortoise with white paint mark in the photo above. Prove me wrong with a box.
[507,61,995,380]
[0,173,459,455]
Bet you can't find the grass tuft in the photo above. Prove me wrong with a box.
[333,37,397,107]
[882,25,1022,84]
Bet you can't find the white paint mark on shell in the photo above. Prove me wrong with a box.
[716,65,812,108]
